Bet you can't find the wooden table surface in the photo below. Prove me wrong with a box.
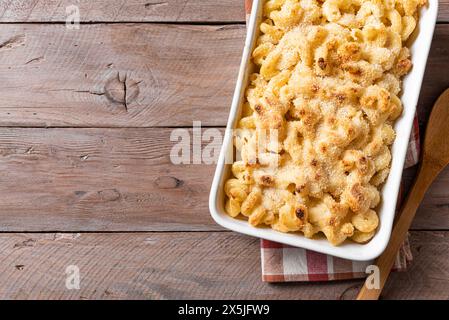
[0,0,448,300]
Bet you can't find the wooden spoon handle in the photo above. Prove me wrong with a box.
[357,163,441,300]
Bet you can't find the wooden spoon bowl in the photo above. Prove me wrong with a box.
[357,88,449,300]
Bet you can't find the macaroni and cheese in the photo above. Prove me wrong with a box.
[224,0,427,245]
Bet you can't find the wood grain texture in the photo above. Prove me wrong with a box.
[0,24,448,127]
[0,231,447,300]
[412,166,449,230]
[0,128,445,232]
[437,0,449,22]
[0,128,224,231]
[0,0,246,23]
[0,0,448,23]
[417,25,449,134]
[0,23,244,127]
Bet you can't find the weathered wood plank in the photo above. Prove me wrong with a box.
[0,24,447,127]
[382,231,449,299]
[0,0,246,23]
[381,166,449,230]
[0,128,222,231]
[0,23,244,127]
[417,25,449,134]
[434,0,449,22]
[409,166,449,230]
[0,0,448,23]
[0,231,446,299]
[0,128,445,231]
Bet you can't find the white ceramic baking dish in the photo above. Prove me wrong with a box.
[209,0,438,261]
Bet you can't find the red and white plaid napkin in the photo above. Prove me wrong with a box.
[243,0,420,282]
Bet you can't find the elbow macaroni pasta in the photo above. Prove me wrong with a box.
[224,0,427,246]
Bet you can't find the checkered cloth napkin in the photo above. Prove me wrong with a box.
[243,0,420,282]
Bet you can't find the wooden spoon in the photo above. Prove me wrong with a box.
[357,88,449,300]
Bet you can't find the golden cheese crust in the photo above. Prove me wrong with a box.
[225,0,427,246]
